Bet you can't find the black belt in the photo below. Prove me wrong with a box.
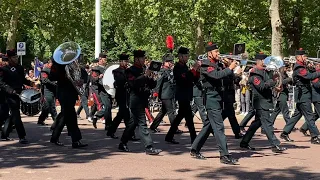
[206,86,234,91]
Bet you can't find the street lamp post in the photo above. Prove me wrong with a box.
[95,0,101,58]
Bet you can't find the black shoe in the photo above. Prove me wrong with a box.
[165,139,179,144]
[240,143,256,150]
[299,128,310,136]
[37,121,47,126]
[145,147,162,155]
[19,138,29,144]
[280,133,294,142]
[220,155,238,165]
[118,143,130,152]
[175,129,183,134]
[77,115,81,119]
[150,128,161,133]
[107,133,119,139]
[235,133,244,139]
[50,140,64,146]
[72,141,88,148]
[92,117,98,129]
[311,137,320,144]
[190,150,206,160]
[271,145,287,153]
[129,136,140,141]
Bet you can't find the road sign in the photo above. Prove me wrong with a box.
[17,42,26,56]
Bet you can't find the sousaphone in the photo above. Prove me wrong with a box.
[53,41,84,95]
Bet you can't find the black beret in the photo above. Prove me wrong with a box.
[205,42,219,52]
[119,53,129,61]
[133,50,146,58]
[99,53,107,58]
[255,52,267,60]
[6,49,17,57]
[295,48,306,55]
[177,47,189,54]
[162,53,174,62]
[42,59,49,64]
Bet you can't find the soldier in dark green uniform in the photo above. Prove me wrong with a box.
[92,53,113,130]
[106,53,139,141]
[190,43,238,164]
[150,53,180,133]
[164,47,198,144]
[38,59,58,125]
[118,50,161,155]
[0,50,30,143]
[49,53,87,148]
[269,65,292,127]
[240,52,286,153]
[299,64,320,136]
[280,49,320,144]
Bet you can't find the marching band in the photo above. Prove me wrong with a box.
[1,39,320,165]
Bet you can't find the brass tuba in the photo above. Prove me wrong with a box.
[264,56,284,98]
[53,41,84,95]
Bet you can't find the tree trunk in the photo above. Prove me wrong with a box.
[6,6,19,50]
[269,0,282,56]
[194,19,205,56]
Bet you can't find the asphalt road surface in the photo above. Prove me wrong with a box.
[1,109,320,180]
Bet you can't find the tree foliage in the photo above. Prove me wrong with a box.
[1,0,320,67]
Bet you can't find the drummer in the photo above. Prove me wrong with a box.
[0,49,32,143]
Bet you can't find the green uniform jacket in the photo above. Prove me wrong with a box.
[126,65,156,109]
[201,59,233,109]
[293,61,320,103]
[249,67,275,110]
[154,68,175,100]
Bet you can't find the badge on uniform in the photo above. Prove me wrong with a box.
[10,67,16,72]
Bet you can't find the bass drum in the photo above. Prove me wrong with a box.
[20,89,42,116]
[103,63,120,98]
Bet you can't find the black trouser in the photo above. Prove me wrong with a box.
[165,100,197,143]
[107,97,130,135]
[222,102,240,136]
[38,92,57,123]
[51,91,82,143]
[90,103,97,117]
[150,99,176,130]
[191,97,207,122]
[121,107,153,147]
[1,94,26,139]
[191,104,229,156]
[76,94,90,118]
[296,102,320,137]
[269,99,291,126]
[239,105,256,127]
[283,102,320,138]
[241,108,280,147]
[95,91,112,128]
[0,103,9,129]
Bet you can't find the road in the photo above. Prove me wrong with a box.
[1,109,320,180]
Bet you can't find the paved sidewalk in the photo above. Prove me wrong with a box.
[0,111,320,180]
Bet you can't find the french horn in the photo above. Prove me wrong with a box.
[53,41,85,95]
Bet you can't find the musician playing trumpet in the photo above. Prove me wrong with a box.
[190,42,238,164]
[280,48,320,144]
